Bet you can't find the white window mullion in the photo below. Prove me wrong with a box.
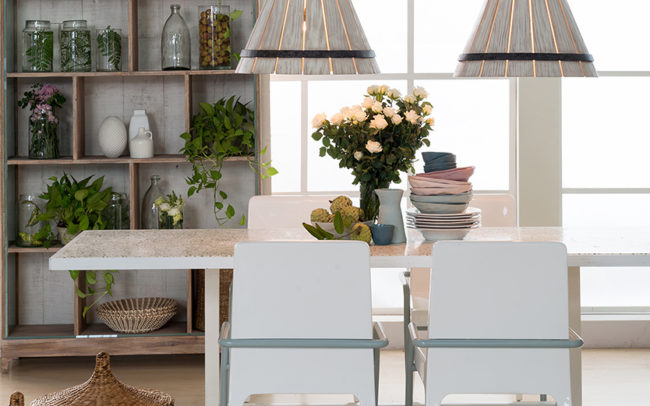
[300,80,309,193]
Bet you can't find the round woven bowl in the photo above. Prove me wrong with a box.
[97,298,177,334]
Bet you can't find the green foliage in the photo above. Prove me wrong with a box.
[302,212,348,240]
[37,174,116,318]
[25,31,54,72]
[97,26,122,71]
[180,96,277,226]
[61,29,92,71]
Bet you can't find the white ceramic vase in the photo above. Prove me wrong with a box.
[376,188,406,244]
[129,110,150,140]
[130,127,154,158]
[98,116,127,158]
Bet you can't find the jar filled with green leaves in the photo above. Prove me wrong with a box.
[17,194,44,247]
[61,20,92,72]
[22,20,54,72]
[96,26,122,72]
[198,4,232,70]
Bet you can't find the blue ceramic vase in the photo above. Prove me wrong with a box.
[375,189,406,244]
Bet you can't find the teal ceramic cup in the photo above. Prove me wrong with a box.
[370,224,395,246]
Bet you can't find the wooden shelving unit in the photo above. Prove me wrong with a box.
[1,0,260,370]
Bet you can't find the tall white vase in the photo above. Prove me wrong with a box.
[129,110,150,140]
[376,188,406,244]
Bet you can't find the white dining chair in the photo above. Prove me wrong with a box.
[406,241,582,406]
[219,241,388,406]
[248,195,338,229]
[403,194,518,405]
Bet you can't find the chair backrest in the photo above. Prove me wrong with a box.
[248,195,338,230]
[428,241,568,340]
[232,241,372,339]
[470,194,516,227]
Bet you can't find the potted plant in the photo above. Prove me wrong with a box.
[311,85,434,220]
[180,96,277,225]
[38,174,113,244]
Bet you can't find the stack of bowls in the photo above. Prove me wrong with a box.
[408,176,473,214]
[422,152,456,173]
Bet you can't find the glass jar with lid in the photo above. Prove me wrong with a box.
[96,26,122,72]
[22,20,54,72]
[17,194,44,247]
[60,20,92,72]
[198,4,232,70]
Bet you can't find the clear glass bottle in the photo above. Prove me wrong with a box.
[104,193,123,230]
[17,194,44,247]
[96,26,122,72]
[199,4,232,70]
[23,20,54,72]
[141,175,165,229]
[120,193,131,229]
[162,4,191,70]
[60,20,92,72]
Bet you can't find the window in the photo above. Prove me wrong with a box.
[268,0,515,313]
[562,3,650,310]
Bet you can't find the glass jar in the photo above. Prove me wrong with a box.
[104,193,123,230]
[60,20,92,72]
[162,4,191,70]
[141,175,165,229]
[159,207,183,229]
[120,193,131,229]
[17,195,44,247]
[29,112,60,159]
[199,5,232,70]
[96,27,122,72]
[23,20,54,72]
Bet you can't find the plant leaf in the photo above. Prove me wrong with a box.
[334,212,344,234]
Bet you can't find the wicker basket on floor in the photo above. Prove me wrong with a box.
[9,392,23,406]
[31,352,174,406]
[97,297,177,334]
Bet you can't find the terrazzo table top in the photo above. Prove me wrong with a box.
[50,227,650,271]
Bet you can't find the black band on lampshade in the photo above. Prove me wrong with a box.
[240,49,376,59]
[458,52,594,62]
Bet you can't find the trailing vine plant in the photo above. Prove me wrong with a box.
[97,25,122,71]
[180,96,278,225]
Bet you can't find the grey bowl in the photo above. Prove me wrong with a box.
[410,192,473,204]
[424,163,457,172]
[422,152,455,161]
[410,200,469,214]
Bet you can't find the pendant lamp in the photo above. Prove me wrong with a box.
[455,0,596,77]
[236,0,379,75]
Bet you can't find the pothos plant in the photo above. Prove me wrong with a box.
[180,96,277,225]
[36,174,117,317]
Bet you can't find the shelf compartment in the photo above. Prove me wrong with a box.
[6,70,240,78]
[7,324,74,339]
[7,155,251,166]
[81,321,194,338]
[8,244,62,254]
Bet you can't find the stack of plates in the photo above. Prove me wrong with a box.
[406,207,481,241]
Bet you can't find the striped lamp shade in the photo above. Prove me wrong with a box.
[455,0,597,77]
[236,0,379,75]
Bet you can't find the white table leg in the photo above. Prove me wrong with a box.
[568,266,582,406]
[205,269,221,406]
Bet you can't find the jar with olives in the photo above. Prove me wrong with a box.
[199,5,232,70]
[60,20,92,72]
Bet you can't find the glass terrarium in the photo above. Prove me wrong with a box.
[17,194,44,247]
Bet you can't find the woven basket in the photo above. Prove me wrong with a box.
[9,392,23,406]
[97,297,177,334]
[31,352,174,406]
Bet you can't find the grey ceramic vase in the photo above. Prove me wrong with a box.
[375,189,406,244]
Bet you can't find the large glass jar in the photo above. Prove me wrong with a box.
[199,5,232,70]
[60,20,92,72]
[17,194,44,247]
[141,175,165,229]
[96,27,122,72]
[161,5,191,70]
[104,193,123,230]
[22,20,54,72]
[29,112,60,159]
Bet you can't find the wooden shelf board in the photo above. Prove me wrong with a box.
[82,322,189,337]
[7,324,73,339]
[8,155,250,166]
[8,243,62,254]
[6,70,241,78]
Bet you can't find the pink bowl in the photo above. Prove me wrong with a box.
[408,176,471,189]
[411,184,473,196]
[416,166,475,182]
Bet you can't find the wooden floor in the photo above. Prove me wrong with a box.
[0,349,649,405]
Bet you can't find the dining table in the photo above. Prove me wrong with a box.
[49,226,650,406]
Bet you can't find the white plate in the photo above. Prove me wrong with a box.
[406,207,481,218]
[407,223,479,230]
[413,228,476,241]
[405,216,481,224]
[407,221,480,229]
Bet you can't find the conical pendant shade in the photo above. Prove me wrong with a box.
[236,0,379,75]
[455,0,596,77]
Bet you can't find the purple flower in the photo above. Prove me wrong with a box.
[36,84,57,100]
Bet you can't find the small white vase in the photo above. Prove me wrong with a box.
[98,116,127,158]
[129,110,150,140]
[130,127,154,158]
[376,189,406,244]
